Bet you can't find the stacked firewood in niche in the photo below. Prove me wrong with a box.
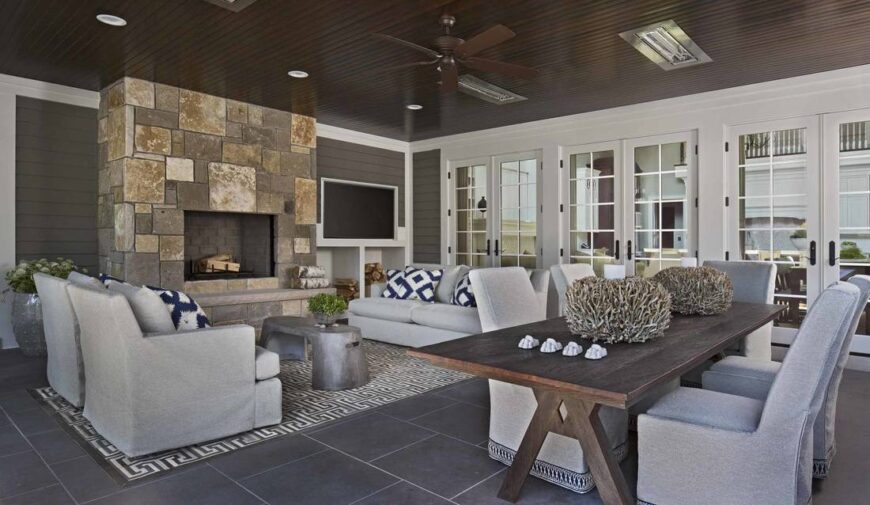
[289,266,330,289]
[334,278,360,301]
[364,263,385,297]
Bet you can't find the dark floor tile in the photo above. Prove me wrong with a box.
[412,403,489,445]
[435,379,490,408]
[377,393,457,421]
[0,451,57,499]
[89,465,262,505]
[0,352,46,394]
[311,413,434,461]
[241,450,397,505]
[353,481,454,505]
[0,424,29,458]
[372,435,503,499]
[0,484,74,505]
[6,407,58,436]
[0,391,40,415]
[27,430,85,464]
[208,434,326,480]
[51,455,122,503]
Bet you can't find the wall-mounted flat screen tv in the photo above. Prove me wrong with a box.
[322,179,397,239]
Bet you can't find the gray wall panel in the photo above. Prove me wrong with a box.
[412,149,441,263]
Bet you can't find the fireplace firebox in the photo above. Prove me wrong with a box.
[184,212,274,281]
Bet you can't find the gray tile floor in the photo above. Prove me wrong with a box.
[1,349,868,505]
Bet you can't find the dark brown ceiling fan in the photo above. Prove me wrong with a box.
[372,14,538,92]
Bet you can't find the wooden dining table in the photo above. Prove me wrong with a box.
[408,302,784,505]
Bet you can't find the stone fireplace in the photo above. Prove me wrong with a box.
[96,78,330,331]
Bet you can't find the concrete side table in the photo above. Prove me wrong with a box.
[310,325,369,391]
[260,316,313,361]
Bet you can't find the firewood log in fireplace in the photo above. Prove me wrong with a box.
[198,253,241,273]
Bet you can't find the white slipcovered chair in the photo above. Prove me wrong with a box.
[702,275,870,479]
[66,284,282,457]
[549,263,595,315]
[637,282,860,505]
[471,266,628,494]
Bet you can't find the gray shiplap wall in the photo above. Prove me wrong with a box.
[316,137,405,226]
[412,149,441,263]
[16,97,98,272]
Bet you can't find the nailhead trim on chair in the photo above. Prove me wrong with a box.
[488,438,629,494]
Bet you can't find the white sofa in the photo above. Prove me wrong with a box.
[348,264,551,347]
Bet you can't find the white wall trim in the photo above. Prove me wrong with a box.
[317,122,410,152]
[0,72,99,109]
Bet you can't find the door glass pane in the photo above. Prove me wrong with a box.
[737,127,808,328]
[838,120,870,335]
[500,157,537,267]
[455,164,488,267]
[569,149,616,266]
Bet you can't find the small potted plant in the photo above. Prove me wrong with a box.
[3,258,83,356]
[307,293,348,327]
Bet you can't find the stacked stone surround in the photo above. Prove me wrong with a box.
[96,77,320,295]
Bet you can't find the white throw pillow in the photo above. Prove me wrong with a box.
[107,281,175,333]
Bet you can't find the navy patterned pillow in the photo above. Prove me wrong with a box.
[382,266,443,303]
[452,272,476,307]
[147,287,211,330]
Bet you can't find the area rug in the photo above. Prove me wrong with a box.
[31,340,470,484]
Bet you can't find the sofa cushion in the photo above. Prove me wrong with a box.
[349,297,425,323]
[254,346,280,380]
[411,303,482,334]
[383,266,443,303]
[107,281,176,333]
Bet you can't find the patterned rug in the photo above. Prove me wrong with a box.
[32,340,470,484]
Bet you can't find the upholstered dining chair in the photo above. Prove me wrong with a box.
[549,263,595,315]
[704,260,777,360]
[637,282,860,505]
[702,275,870,479]
[470,266,628,494]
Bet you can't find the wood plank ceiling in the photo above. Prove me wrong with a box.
[1,0,870,141]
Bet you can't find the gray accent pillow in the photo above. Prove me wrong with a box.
[107,281,176,333]
[67,271,105,290]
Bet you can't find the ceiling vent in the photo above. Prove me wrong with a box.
[202,0,258,12]
[619,20,711,70]
[458,75,527,105]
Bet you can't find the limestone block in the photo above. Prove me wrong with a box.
[136,107,178,129]
[282,300,303,316]
[271,174,292,194]
[114,203,135,251]
[108,159,124,187]
[212,304,246,324]
[247,278,279,290]
[123,158,165,203]
[222,142,261,167]
[160,261,184,290]
[256,173,271,192]
[153,208,184,234]
[135,213,152,234]
[294,178,317,224]
[184,132,222,161]
[134,203,152,214]
[135,125,171,155]
[274,236,293,263]
[133,152,165,162]
[208,162,256,212]
[107,106,134,161]
[124,252,160,287]
[97,117,107,143]
[227,279,247,291]
[159,235,184,261]
[135,234,159,253]
[262,108,291,130]
[291,145,310,155]
[263,149,280,174]
[166,157,194,181]
[155,83,179,112]
[107,81,125,111]
[294,237,311,254]
[227,100,248,123]
[274,214,295,236]
[171,129,184,155]
[291,114,316,148]
[124,78,155,108]
[98,195,113,228]
[248,105,263,126]
[257,192,284,214]
[179,89,226,136]
[226,122,242,138]
[242,125,277,150]
[280,151,310,178]
[194,160,208,183]
[184,280,228,294]
[177,182,209,210]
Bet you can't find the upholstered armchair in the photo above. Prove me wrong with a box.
[637,282,860,505]
[549,263,595,315]
[702,275,870,478]
[471,267,629,494]
[66,284,282,457]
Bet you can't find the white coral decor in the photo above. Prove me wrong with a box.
[585,344,608,360]
[562,341,582,357]
[518,335,540,349]
[540,338,563,353]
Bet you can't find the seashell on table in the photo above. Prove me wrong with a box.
[584,344,608,360]
[562,341,582,356]
[518,335,540,349]
[540,338,563,353]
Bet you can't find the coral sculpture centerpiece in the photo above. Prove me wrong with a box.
[653,266,733,315]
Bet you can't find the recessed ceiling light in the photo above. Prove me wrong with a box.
[406,104,423,110]
[96,14,127,27]
[619,20,711,70]
[287,70,309,79]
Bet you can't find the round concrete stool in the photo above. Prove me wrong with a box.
[310,324,369,391]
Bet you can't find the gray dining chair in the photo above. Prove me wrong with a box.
[637,282,860,505]
[549,263,595,315]
[704,260,777,360]
[470,266,628,494]
[702,275,870,479]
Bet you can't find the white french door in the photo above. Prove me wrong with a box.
[726,117,821,334]
[450,151,542,268]
[823,109,870,351]
[625,132,697,277]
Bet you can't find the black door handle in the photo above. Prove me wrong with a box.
[809,240,816,266]
[627,240,633,261]
[614,240,620,260]
[486,239,491,256]
[829,241,837,267]
[495,240,500,256]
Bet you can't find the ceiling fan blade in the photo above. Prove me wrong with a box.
[463,57,538,79]
[454,24,515,57]
[440,63,458,92]
[371,33,440,59]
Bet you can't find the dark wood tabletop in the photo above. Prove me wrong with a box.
[409,302,784,409]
